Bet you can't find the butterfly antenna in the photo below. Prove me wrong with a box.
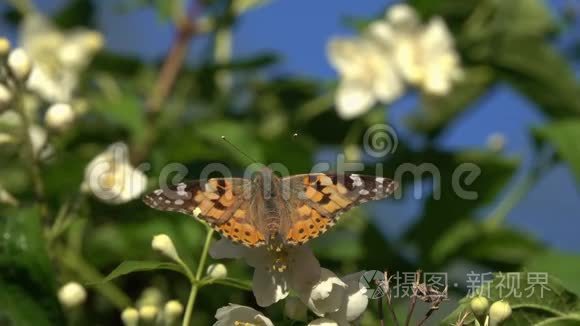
[221,136,259,164]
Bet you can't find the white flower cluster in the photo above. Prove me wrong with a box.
[0,13,104,159]
[22,14,103,104]
[210,239,370,325]
[327,4,463,119]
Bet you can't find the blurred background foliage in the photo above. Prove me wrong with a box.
[1,0,580,325]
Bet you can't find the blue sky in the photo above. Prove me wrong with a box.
[3,0,579,251]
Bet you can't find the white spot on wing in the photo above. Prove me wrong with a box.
[349,174,363,187]
[175,199,184,205]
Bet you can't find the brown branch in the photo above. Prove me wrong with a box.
[145,20,195,120]
[132,1,201,163]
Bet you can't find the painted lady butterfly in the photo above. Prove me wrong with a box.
[143,168,397,250]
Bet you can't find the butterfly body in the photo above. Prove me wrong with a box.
[143,169,397,249]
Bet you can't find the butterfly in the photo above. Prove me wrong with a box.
[143,168,397,250]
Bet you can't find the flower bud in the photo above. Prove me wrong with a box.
[308,318,339,326]
[470,296,489,316]
[489,300,512,326]
[0,84,12,110]
[486,132,506,152]
[139,305,158,322]
[45,103,75,130]
[7,48,32,81]
[121,307,139,326]
[206,263,227,279]
[387,4,419,29]
[163,300,184,322]
[57,282,87,308]
[284,297,307,321]
[0,38,10,56]
[152,234,181,262]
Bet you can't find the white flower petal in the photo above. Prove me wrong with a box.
[252,266,289,307]
[366,21,395,45]
[335,82,375,119]
[209,238,246,260]
[287,245,322,295]
[387,4,419,31]
[302,268,346,316]
[328,272,369,323]
[214,304,274,326]
[420,17,454,53]
[327,38,368,79]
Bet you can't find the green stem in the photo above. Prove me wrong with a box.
[485,171,538,227]
[294,92,334,123]
[14,90,48,220]
[485,152,552,228]
[182,227,214,326]
[213,26,233,94]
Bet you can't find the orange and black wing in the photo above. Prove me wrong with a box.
[143,178,266,247]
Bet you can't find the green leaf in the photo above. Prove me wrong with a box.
[103,261,186,283]
[53,0,95,28]
[526,252,580,297]
[493,40,580,118]
[430,222,543,268]
[403,150,519,265]
[441,273,580,325]
[534,120,580,184]
[0,208,65,325]
[92,93,147,142]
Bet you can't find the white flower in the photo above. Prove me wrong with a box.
[151,234,181,262]
[327,272,369,324]
[163,300,184,322]
[210,238,321,307]
[7,48,32,81]
[206,263,228,279]
[57,282,87,308]
[45,103,75,130]
[327,3,462,119]
[302,268,347,316]
[21,14,104,102]
[387,5,462,95]
[285,297,308,321]
[327,36,403,119]
[83,142,147,204]
[308,318,340,326]
[121,308,139,326]
[213,304,274,326]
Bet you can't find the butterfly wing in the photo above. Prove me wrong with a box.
[280,173,398,245]
[143,178,266,247]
